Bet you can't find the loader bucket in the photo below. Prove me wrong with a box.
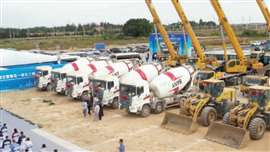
[205,122,249,149]
[161,112,199,134]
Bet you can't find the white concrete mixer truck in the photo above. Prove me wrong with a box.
[54,58,93,94]
[66,60,112,99]
[35,66,53,91]
[91,61,134,108]
[120,65,195,117]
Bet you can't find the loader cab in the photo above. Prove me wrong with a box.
[199,80,225,97]
[225,59,247,73]
[248,86,270,108]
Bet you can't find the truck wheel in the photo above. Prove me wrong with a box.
[47,84,52,91]
[223,112,230,125]
[249,117,266,140]
[141,105,151,117]
[112,98,119,109]
[154,102,164,114]
[200,106,217,126]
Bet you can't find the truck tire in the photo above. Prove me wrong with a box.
[154,102,164,114]
[249,117,266,140]
[141,104,151,117]
[112,98,119,109]
[200,106,217,126]
[223,112,230,125]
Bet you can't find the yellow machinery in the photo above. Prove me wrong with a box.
[257,0,270,32]
[145,0,187,66]
[171,0,219,70]
[205,86,270,149]
[210,0,263,73]
[240,75,269,95]
[161,79,236,134]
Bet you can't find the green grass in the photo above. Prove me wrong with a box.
[0,36,148,50]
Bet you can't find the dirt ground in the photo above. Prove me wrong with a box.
[1,89,269,152]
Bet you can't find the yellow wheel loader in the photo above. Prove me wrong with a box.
[205,86,270,149]
[161,79,236,134]
[240,75,269,95]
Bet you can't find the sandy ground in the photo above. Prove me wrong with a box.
[1,89,269,152]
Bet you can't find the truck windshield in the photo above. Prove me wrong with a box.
[248,90,269,106]
[120,84,136,97]
[51,72,60,79]
[60,73,67,80]
[67,76,76,84]
[37,70,48,77]
[76,77,83,84]
[92,80,106,89]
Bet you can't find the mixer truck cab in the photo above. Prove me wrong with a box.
[66,72,89,100]
[120,79,151,116]
[35,66,53,91]
[92,75,120,108]
[55,69,70,94]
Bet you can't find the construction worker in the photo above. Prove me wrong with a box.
[98,102,104,120]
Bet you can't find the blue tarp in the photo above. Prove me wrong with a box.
[149,33,192,57]
[0,62,65,91]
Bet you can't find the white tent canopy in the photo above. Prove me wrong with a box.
[0,49,58,67]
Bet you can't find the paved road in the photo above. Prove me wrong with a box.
[0,109,89,152]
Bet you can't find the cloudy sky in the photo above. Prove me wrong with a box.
[1,0,270,28]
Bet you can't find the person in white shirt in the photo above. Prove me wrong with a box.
[24,137,33,152]
[81,100,88,117]
[39,144,48,152]
[93,104,100,122]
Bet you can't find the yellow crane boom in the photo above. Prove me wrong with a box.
[145,0,185,66]
[171,0,206,69]
[256,0,270,32]
[210,0,247,73]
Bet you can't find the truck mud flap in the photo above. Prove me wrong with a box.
[161,112,198,134]
[205,122,249,149]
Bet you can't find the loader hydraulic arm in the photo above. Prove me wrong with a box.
[210,0,247,68]
[145,0,184,66]
[171,0,206,69]
[257,0,270,32]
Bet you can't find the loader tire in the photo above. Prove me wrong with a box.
[249,117,266,140]
[223,112,230,125]
[200,106,217,127]
[154,102,164,114]
[141,104,151,117]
